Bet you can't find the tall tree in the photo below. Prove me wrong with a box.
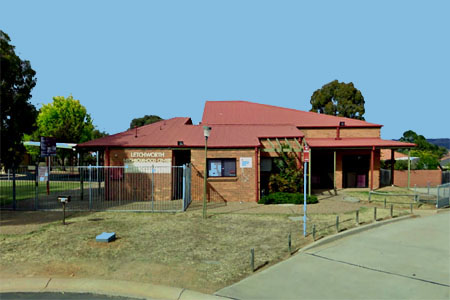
[37,95,94,167]
[37,95,94,143]
[310,80,365,120]
[130,115,162,129]
[0,30,37,169]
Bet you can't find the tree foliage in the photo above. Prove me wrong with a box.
[269,148,303,193]
[0,30,37,169]
[397,130,447,170]
[37,95,94,143]
[130,115,162,129]
[310,80,365,120]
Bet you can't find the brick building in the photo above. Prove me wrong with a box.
[78,101,415,203]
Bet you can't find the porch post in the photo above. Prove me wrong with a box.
[334,151,336,192]
[370,146,375,191]
[308,148,312,196]
[407,149,411,189]
[390,149,395,186]
[255,147,259,203]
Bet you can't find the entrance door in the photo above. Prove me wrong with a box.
[343,155,369,188]
[172,150,191,200]
[311,151,334,189]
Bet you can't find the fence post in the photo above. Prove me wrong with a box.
[12,167,16,210]
[80,167,84,201]
[390,204,393,217]
[250,248,255,272]
[368,191,372,203]
[89,165,92,210]
[152,168,154,212]
[384,197,386,208]
[410,203,413,214]
[374,207,377,221]
[312,224,316,241]
[427,182,430,194]
[35,162,39,210]
[356,210,359,225]
[336,215,339,233]
[288,233,292,254]
[182,165,186,211]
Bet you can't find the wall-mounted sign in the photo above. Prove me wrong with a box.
[40,137,56,157]
[240,157,252,168]
[123,152,171,173]
[303,146,310,162]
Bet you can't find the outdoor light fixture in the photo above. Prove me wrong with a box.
[339,121,345,126]
[203,126,211,139]
[177,141,184,146]
[203,126,212,219]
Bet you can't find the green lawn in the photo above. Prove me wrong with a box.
[0,181,80,205]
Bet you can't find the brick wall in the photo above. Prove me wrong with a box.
[394,170,442,187]
[334,149,380,189]
[301,128,380,138]
[190,148,258,203]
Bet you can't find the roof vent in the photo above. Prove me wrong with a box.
[177,141,184,146]
[339,121,345,126]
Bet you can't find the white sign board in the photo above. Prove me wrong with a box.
[240,157,252,168]
[123,152,171,173]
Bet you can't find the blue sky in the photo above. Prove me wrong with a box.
[1,0,448,139]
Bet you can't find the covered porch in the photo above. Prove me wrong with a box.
[305,138,415,195]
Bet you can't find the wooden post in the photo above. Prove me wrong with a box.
[336,215,339,233]
[312,224,316,241]
[255,147,259,202]
[407,149,411,189]
[390,149,395,185]
[356,210,359,225]
[333,151,337,194]
[374,207,377,221]
[308,148,312,196]
[410,203,413,214]
[390,204,393,217]
[250,248,255,272]
[384,197,386,208]
[288,233,292,254]
[370,146,375,191]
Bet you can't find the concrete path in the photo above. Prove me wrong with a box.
[216,212,450,300]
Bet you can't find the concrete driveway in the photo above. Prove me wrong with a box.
[216,212,450,299]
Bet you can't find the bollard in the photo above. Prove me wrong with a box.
[368,192,371,203]
[336,216,339,233]
[356,210,359,225]
[312,224,316,241]
[427,182,430,194]
[410,203,413,214]
[384,197,386,208]
[390,204,393,217]
[288,233,292,254]
[374,207,377,221]
[250,248,255,272]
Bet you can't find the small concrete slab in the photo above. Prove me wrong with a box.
[96,232,116,243]
[343,196,360,203]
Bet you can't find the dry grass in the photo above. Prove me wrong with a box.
[0,210,311,293]
[0,193,414,293]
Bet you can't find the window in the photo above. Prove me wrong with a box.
[207,158,236,177]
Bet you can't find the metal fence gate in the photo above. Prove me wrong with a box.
[0,165,192,212]
[442,171,450,184]
[436,183,450,209]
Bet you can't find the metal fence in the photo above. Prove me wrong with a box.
[0,165,192,212]
[443,171,450,184]
[436,183,450,209]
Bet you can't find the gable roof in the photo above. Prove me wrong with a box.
[201,100,382,128]
[78,117,304,149]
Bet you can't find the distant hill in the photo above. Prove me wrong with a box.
[427,139,450,149]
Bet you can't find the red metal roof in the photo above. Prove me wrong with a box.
[305,138,415,149]
[78,117,304,149]
[202,101,382,128]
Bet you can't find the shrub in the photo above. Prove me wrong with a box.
[268,148,303,193]
[258,192,318,205]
